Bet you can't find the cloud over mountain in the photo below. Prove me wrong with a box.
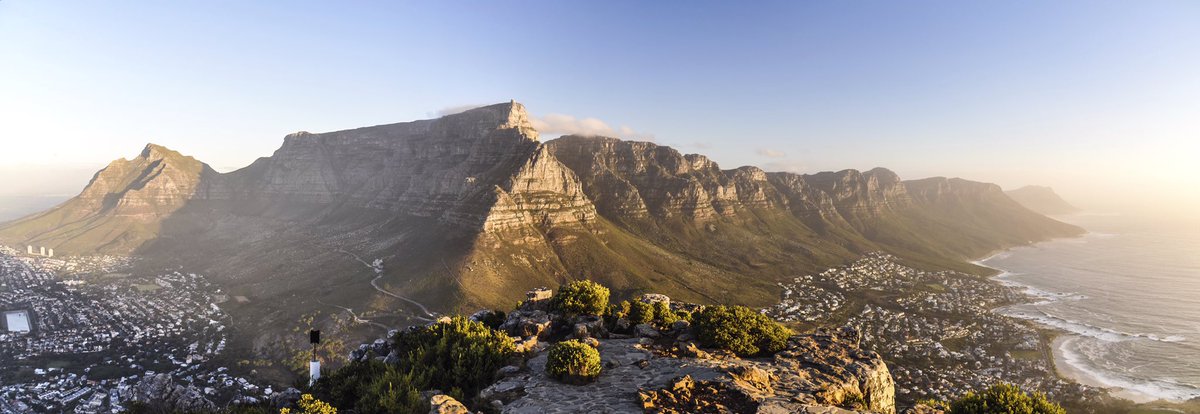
[531,113,653,141]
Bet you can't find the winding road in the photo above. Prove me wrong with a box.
[336,248,436,321]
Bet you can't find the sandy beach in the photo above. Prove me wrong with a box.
[1051,335,1160,403]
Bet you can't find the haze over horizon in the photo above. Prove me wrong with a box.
[1,1,1197,219]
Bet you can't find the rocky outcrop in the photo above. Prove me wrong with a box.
[129,373,217,413]
[547,136,787,220]
[490,333,893,414]
[428,394,472,414]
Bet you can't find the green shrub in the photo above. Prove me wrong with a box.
[392,316,516,400]
[627,300,654,325]
[358,367,426,414]
[948,383,1065,414]
[546,340,602,384]
[311,359,426,414]
[692,305,792,357]
[551,280,611,315]
[653,301,678,326]
[606,301,630,319]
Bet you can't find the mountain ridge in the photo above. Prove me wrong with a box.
[1005,185,1080,215]
[0,102,1084,343]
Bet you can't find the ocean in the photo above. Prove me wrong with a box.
[0,195,67,222]
[980,213,1200,402]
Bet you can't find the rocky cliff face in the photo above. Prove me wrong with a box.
[221,101,595,231]
[546,137,909,227]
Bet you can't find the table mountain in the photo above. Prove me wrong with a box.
[0,102,1082,334]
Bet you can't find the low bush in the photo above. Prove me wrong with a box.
[627,300,654,325]
[652,301,678,327]
[281,394,338,414]
[947,383,1065,414]
[692,305,791,357]
[551,280,611,316]
[545,340,602,384]
[358,368,425,414]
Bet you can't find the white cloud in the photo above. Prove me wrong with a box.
[531,113,654,142]
[761,160,806,173]
[431,104,486,117]
[756,148,786,158]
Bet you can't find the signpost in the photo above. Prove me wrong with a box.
[309,330,321,385]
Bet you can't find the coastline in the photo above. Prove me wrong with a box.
[972,237,1174,404]
[1049,336,1158,403]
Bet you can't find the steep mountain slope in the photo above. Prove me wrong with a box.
[1005,185,1080,215]
[0,102,1083,329]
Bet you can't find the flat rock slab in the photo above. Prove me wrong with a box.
[501,339,724,414]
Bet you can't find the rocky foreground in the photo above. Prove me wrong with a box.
[491,333,894,414]
[339,289,917,414]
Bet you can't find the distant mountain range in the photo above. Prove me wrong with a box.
[0,102,1083,326]
[1005,185,1080,215]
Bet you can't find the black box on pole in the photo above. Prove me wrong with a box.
[310,330,321,345]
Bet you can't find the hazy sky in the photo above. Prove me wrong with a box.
[1,1,1197,216]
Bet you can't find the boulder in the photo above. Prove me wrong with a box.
[513,336,539,353]
[639,293,671,306]
[676,341,709,359]
[571,315,608,339]
[371,338,389,355]
[270,388,301,409]
[428,394,471,414]
[349,343,371,362]
[497,365,522,378]
[634,323,661,338]
[383,350,400,365]
[727,365,773,395]
[670,319,690,332]
[500,310,552,339]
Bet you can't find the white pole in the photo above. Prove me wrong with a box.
[309,360,321,385]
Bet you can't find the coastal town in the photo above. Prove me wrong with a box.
[767,252,1104,407]
[1,243,1116,412]
[0,246,267,413]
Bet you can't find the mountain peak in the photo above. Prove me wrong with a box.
[140,143,183,160]
[447,100,537,140]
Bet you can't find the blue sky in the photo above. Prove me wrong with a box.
[1,1,1197,213]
